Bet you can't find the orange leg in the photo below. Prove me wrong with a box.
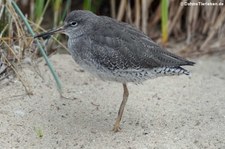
[112,83,129,132]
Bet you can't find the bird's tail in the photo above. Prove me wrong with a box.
[154,66,191,76]
[172,66,191,76]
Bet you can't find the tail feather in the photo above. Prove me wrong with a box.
[154,66,191,76]
[184,60,195,66]
[176,67,191,75]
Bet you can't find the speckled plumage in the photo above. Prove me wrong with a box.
[35,10,195,132]
[64,10,194,83]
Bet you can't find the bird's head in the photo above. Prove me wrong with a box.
[34,10,97,39]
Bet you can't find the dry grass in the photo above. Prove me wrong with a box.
[112,0,225,56]
[0,1,66,93]
[0,2,36,94]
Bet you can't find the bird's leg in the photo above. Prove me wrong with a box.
[112,83,129,132]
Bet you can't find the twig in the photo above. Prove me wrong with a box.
[135,0,141,28]
[200,8,225,50]
[110,0,116,18]
[2,54,33,95]
[168,4,183,36]
[126,0,132,23]
[117,0,127,21]
[142,0,151,33]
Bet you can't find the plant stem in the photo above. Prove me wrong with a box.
[161,0,168,44]
[11,0,62,92]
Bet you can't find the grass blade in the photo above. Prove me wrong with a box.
[161,0,168,44]
[11,0,62,91]
[83,0,92,11]
[34,0,44,23]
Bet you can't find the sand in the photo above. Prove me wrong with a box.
[0,54,225,149]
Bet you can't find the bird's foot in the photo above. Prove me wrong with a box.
[112,123,121,132]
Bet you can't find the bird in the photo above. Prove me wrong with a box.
[35,10,195,132]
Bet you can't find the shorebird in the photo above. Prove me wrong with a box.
[35,10,195,132]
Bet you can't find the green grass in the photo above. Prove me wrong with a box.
[161,0,169,43]
[34,0,44,23]
[83,0,92,11]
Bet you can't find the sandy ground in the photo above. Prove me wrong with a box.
[0,54,225,149]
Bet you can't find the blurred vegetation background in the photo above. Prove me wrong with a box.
[1,0,224,57]
[0,0,225,91]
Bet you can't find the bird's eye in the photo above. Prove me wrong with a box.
[70,21,78,27]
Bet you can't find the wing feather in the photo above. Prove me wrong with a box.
[80,16,194,70]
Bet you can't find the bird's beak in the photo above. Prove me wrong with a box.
[34,25,65,40]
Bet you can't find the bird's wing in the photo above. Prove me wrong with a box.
[84,17,194,70]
